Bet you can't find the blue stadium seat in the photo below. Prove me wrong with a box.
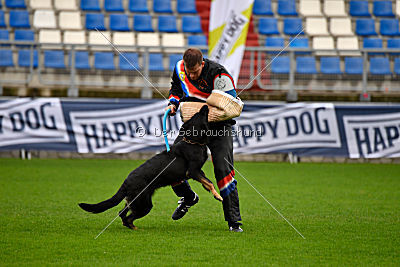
[182,15,202,33]
[0,0,2,7]
[258,18,279,35]
[253,0,273,16]
[265,37,285,54]
[109,14,130,31]
[394,58,400,75]
[44,50,65,69]
[153,0,172,13]
[104,0,124,12]
[129,0,148,12]
[296,56,317,74]
[177,0,197,14]
[277,0,298,16]
[133,14,153,32]
[363,38,383,55]
[149,53,164,71]
[0,29,9,41]
[369,57,391,75]
[187,35,207,46]
[320,57,342,74]
[0,50,13,67]
[70,51,90,69]
[85,13,106,31]
[9,11,30,28]
[119,52,140,70]
[6,0,26,8]
[271,56,290,74]
[344,57,363,74]
[81,0,100,11]
[355,19,377,36]
[18,49,38,68]
[14,29,34,47]
[289,37,310,54]
[373,1,394,17]
[94,52,115,70]
[283,18,304,35]
[380,19,400,36]
[349,1,370,17]
[169,54,182,71]
[387,38,400,49]
[158,15,178,33]
[0,11,6,28]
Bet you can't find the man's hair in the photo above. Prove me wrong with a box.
[183,48,203,69]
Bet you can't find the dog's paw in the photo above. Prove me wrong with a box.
[123,222,138,230]
[214,195,223,202]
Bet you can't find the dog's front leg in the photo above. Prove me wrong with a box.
[187,169,223,202]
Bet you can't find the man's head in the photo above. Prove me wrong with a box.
[183,48,204,80]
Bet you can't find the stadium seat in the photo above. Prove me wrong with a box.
[153,0,172,13]
[85,13,106,31]
[289,37,309,54]
[6,0,26,8]
[305,18,329,36]
[169,54,182,70]
[70,51,90,69]
[129,0,148,12]
[30,0,52,9]
[253,0,273,16]
[39,30,61,44]
[397,1,400,17]
[33,10,56,29]
[324,0,346,17]
[158,15,178,33]
[54,0,78,10]
[149,53,164,71]
[320,57,342,74]
[0,29,9,42]
[277,0,297,16]
[0,11,5,28]
[258,18,279,35]
[177,0,197,14]
[9,11,30,28]
[271,56,290,74]
[349,1,370,17]
[299,0,322,16]
[373,1,395,17]
[44,50,65,68]
[137,32,160,47]
[182,16,202,33]
[380,19,400,36]
[363,38,383,54]
[161,33,185,49]
[313,37,335,55]
[14,29,34,42]
[81,0,100,11]
[337,37,360,56]
[265,37,284,54]
[283,18,304,35]
[0,50,13,67]
[113,32,135,46]
[133,14,154,32]
[105,0,124,12]
[296,56,317,74]
[59,11,82,30]
[387,38,400,49]
[330,18,353,36]
[63,31,86,44]
[394,57,400,74]
[94,52,115,70]
[188,35,207,46]
[355,19,377,36]
[119,52,140,70]
[369,57,391,75]
[109,14,130,31]
[18,49,38,68]
[88,31,111,47]
[344,57,363,74]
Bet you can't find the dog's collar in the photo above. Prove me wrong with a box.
[182,137,206,146]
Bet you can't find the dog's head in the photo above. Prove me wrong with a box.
[179,105,210,144]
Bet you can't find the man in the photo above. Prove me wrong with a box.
[165,47,242,232]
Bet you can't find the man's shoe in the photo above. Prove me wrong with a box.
[172,193,199,220]
[229,222,243,232]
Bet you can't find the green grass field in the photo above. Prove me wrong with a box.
[0,158,399,266]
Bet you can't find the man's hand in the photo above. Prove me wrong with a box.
[165,105,177,116]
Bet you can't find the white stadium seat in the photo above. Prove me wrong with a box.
[33,10,56,29]
[30,0,52,9]
[113,32,136,47]
[330,18,353,36]
[396,1,400,17]
[324,0,346,17]
[313,36,336,55]
[88,31,111,50]
[299,0,322,16]
[54,0,78,10]
[59,11,82,30]
[63,31,86,44]
[306,18,329,36]
[137,32,160,47]
[39,29,61,43]
[337,37,360,56]
[161,33,185,52]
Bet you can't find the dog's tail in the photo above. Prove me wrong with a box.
[78,185,125,214]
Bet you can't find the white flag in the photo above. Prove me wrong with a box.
[209,0,254,85]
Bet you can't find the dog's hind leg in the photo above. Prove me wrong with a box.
[124,194,153,230]
[119,201,133,229]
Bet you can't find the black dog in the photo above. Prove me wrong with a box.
[79,105,222,229]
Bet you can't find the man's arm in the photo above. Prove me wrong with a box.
[166,66,185,116]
